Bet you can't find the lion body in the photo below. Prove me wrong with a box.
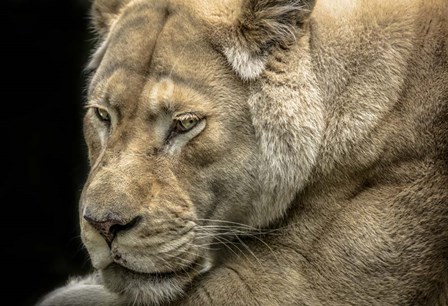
[39,0,448,305]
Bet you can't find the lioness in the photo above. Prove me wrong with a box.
[38,0,448,305]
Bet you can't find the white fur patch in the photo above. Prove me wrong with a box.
[37,275,123,306]
[165,120,207,155]
[81,222,114,270]
[319,0,358,15]
[148,78,175,113]
[223,47,267,80]
[247,52,324,228]
[86,37,109,73]
[98,129,108,147]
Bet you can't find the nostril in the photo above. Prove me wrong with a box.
[84,214,142,245]
[109,216,142,237]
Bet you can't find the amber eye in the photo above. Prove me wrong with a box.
[95,108,110,123]
[174,113,200,133]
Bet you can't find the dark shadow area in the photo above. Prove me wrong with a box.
[2,1,93,305]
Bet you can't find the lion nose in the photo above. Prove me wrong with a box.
[83,214,141,245]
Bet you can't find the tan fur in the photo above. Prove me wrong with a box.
[38,0,448,305]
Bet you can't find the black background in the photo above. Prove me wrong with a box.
[3,1,93,305]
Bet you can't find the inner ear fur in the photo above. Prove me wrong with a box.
[91,0,133,35]
[217,0,316,80]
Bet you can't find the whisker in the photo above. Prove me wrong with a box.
[214,235,258,266]
[212,235,242,259]
[195,218,259,229]
[195,226,284,239]
[195,225,258,234]
[244,233,281,267]
[190,243,221,251]
[233,234,264,269]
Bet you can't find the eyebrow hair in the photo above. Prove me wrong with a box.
[83,76,110,107]
[83,94,110,109]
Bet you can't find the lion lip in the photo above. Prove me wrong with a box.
[146,270,179,279]
[110,259,199,281]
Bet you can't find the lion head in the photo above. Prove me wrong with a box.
[80,0,317,304]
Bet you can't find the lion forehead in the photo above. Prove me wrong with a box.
[87,1,236,116]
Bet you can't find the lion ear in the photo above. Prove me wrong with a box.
[219,0,316,80]
[91,0,132,36]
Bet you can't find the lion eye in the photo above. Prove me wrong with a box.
[174,114,200,133]
[95,108,111,123]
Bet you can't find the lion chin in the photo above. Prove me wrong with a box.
[99,258,212,305]
[102,264,191,306]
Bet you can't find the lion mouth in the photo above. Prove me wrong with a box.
[146,270,181,280]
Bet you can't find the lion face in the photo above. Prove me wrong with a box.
[80,1,262,303]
